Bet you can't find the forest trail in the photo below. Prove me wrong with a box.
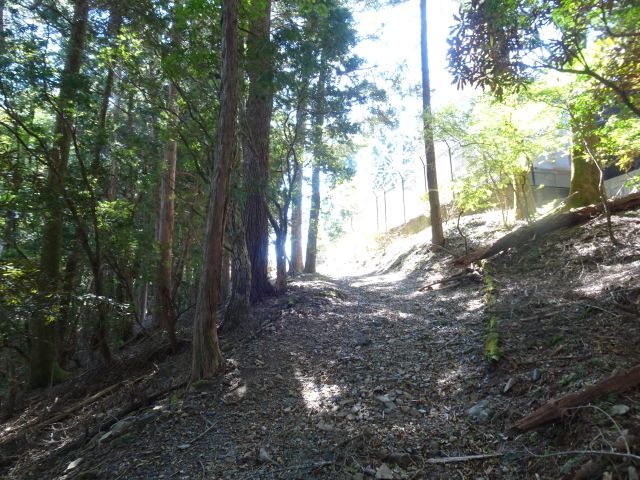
[11,268,497,479]
[5,211,640,479]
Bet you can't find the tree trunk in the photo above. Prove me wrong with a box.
[222,197,251,333]
[304,165,321,273]
[290,162,304,275]
[242,0,275,303]
[92,8,121,179]
[513,170,535,221]
[155,76,179,351]
[420,0,445,247]
[30,0,89,388]
[138,281,149,326]
[566,113,602,209]
[58,238,81,367]
[220,251,231,304]
[274,229,287,293]
[304,66,326,274]
[289,88,308,276]
[191,0,238,380]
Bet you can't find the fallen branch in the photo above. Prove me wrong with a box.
[40,375,146,428]
[514,364,640,431]
[426,453,503,464]
[179,421,217,450]
[454,192,640,265]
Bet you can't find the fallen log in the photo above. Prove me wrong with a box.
[514,364,640,431]
[418,268,481,291]
[454,192,640,265]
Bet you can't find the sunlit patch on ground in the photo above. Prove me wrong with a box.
[294,368,343,412]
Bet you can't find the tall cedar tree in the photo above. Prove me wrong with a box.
[30,0,89,388]
[420,0,444,247]
[191,0,238,379]
[242,0,276,302]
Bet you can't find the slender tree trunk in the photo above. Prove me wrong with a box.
[304,64,326,274]
[242,0,275,303]
[91,260,111,363]
[1,141,21,257]
[274,226,287,293]
[304,165,320,273]
[289,88,308,276]
[420,0,445,247]
[30,0,89,388]
[290,162,304,275]
[444,139,456,201]
[138,282,149,326]
[155,76,179,351]
[220,251,231,304]
[58,237,81,366]
[92,8,121,179]
[191,0,238,379]
[513,171,536,221]
[375,194,379,232]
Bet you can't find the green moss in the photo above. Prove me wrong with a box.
[485,316,501,363]
[482,261,501,363]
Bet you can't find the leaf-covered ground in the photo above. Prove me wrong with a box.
[2,211,640,479]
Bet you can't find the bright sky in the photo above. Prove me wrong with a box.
[318,1,477,273]
[350,1,474,225]
[354,0,468,110]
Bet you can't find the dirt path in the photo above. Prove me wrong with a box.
[8,213,640,479]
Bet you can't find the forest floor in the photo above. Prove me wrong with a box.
[2,210,640,479]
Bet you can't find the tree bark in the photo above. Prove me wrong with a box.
[242,0,275,303]
[30,0,89,388]
[274,226,287,293]
[289,85,308,276]
[222,197,251,333]
[420,0,445,247]
[304,64,326,274]
[58,237,81,366]
[566,112,602,209]
[191,0,238,379]
[513,170,535,221]
[290,162,304,274]
[155,76,179,351]
[304,165,321,273]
